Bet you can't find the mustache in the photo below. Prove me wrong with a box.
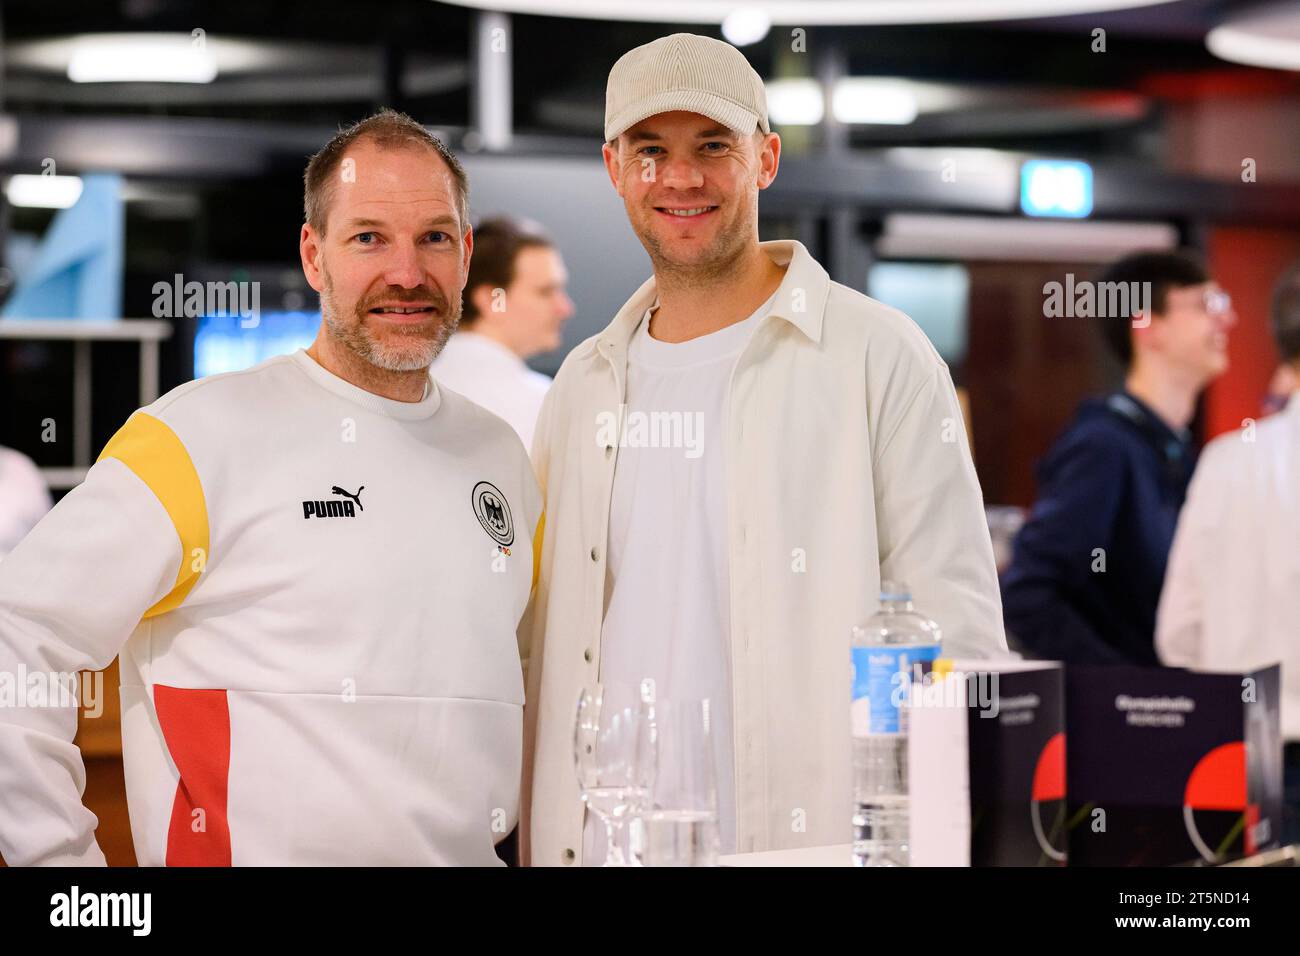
[358,288,451,312]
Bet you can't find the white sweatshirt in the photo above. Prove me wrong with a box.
[0,348,542,866]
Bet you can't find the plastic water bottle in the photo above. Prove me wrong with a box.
[850,581,941,866]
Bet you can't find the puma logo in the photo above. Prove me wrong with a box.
[302,484,365,519]
[331,485,364,511]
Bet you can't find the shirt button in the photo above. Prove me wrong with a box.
[605,445,613,459]
[563,848,576,865]
[590,546,600,562]
[584,648,593,663]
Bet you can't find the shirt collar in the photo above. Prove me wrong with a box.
[289,348,440,420]
[586,239,830,360]
[446,330,528,371]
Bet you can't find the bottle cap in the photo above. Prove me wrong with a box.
[879,580,911,602]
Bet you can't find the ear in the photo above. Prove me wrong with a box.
[1130,308,1163,353]
[460,223,474,290]
[469,282,496,318]
[300,223,325,293]
[756,132,781,190]
[601,141,625,197]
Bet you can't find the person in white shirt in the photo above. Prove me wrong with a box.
[431,217,574,450]
[520,34,1007,866]
[1156,263,1300,847]
[0,447,51,561]
[0,109,541,866]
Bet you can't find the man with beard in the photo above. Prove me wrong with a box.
[520,35,1006,865]
[0,109,541,865]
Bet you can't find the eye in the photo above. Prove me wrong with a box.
[702,141,729,152]
[354,232,377,245]
[638,146,663,156]
[426,231,451,243]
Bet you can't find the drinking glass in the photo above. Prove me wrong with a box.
[634,696,721,866]
[573,680,656,866]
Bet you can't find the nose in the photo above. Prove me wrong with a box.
[382,241,425,289]
[659,154,704,190]
[558,292,575,321]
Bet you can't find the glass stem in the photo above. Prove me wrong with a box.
[604,817,628,866]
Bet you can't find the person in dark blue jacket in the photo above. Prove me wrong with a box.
[1001,251,1236,664]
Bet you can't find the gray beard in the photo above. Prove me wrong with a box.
[320,282,460,372]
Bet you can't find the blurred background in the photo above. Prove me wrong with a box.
[2,0,1300,863]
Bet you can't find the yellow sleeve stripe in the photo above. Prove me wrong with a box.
[98,412,209,619]
[531,511,545,595]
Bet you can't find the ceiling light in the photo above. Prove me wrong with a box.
[766,78,824,125]
[439,1,1177,26]
[7,174,85,208]
[722,8,772,46]
[67,34,218,83]
[1207,2,1300,71]
[832,79,918,124]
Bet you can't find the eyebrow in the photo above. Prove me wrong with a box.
[341,215,458,229]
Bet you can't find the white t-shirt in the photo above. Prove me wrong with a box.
[431,331,552,451]
[0,447,52,561]
[590,293,774,862]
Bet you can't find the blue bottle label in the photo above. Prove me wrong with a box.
[850,645,940,736]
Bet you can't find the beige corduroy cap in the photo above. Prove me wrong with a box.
[604,33,771,144]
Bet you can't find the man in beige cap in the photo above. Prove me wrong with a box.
[520,33,1007,866]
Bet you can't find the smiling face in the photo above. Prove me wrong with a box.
[300,137,472,373]
[602,111,779,282]
[1144,282,1237,384]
